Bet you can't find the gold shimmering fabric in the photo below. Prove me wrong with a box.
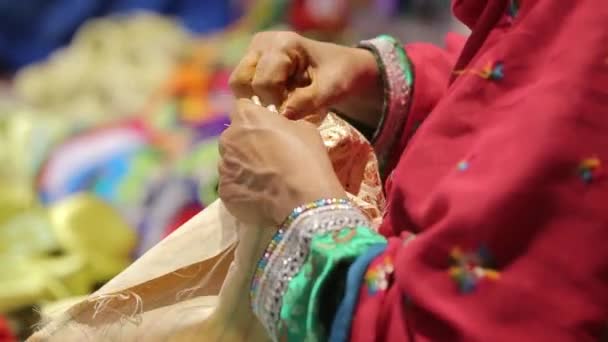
[320,113,385,228]
[29,113,384,342]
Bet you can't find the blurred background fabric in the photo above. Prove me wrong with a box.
[0,0,241,71]
[0,0,460,339]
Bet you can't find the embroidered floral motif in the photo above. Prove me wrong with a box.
[453,61,504,81]
[449,246,500,293]
[364,255,394,294]
[478,61,504,81]
[457,160,470,171]
[578,157,602,184]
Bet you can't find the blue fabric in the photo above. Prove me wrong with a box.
[328,243,387,342]
[0,0,241,70]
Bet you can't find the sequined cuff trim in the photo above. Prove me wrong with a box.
[358,35,413,174]
[252,205,369,340]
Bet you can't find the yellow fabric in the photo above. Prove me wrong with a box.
[0,192,135,313]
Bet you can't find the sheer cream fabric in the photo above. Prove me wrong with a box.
[29,108,384,342]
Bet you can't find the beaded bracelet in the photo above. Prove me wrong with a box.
[250,198,350,300]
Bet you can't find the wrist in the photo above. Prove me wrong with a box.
[273,175,346,224]
[332,48,384,128]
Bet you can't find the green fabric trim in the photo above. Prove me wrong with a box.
[278,226,386,341]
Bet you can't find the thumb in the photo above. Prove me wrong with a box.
[280,83,327,120]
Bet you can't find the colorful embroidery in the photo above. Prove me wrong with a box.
[453,61,504,81]
[457,160,470,171]
[478,61,504,81]
[364,255,394,294]
[449,246,500,293]
[578,157,602,184]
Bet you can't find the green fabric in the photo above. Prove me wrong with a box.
[279,226,386,341]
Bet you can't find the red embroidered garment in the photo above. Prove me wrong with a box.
[353,1,608,340]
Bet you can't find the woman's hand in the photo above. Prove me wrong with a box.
[218,99,346,227]
[229,31,384,127]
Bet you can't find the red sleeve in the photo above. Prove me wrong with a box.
[355,0,608,341]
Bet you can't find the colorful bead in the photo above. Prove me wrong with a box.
[449,245,500,294]
[578,157,602,184]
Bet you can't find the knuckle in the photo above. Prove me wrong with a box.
[277,31,300,48]
[228,72,243,87]
[237,98,256,114]
[251,31,269,43]
[250,77,268,89]
[334,77,349,95]
[236,97,251,107]
[251,75,281,89]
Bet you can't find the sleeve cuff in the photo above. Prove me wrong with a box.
[358,35,414,176]
[250,204,370,340]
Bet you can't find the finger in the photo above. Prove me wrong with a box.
[229,98,277,126]
[280,82,327,120]
[229,52,259,99]
[228,98,254,123]
[217,158,238,186]
[217,161,232,200]
[218,126,245,158]
[218,131,229,157]
[251,52,294,106]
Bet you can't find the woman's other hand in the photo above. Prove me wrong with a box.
[229,31,383,127]
[218,99,346,227]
